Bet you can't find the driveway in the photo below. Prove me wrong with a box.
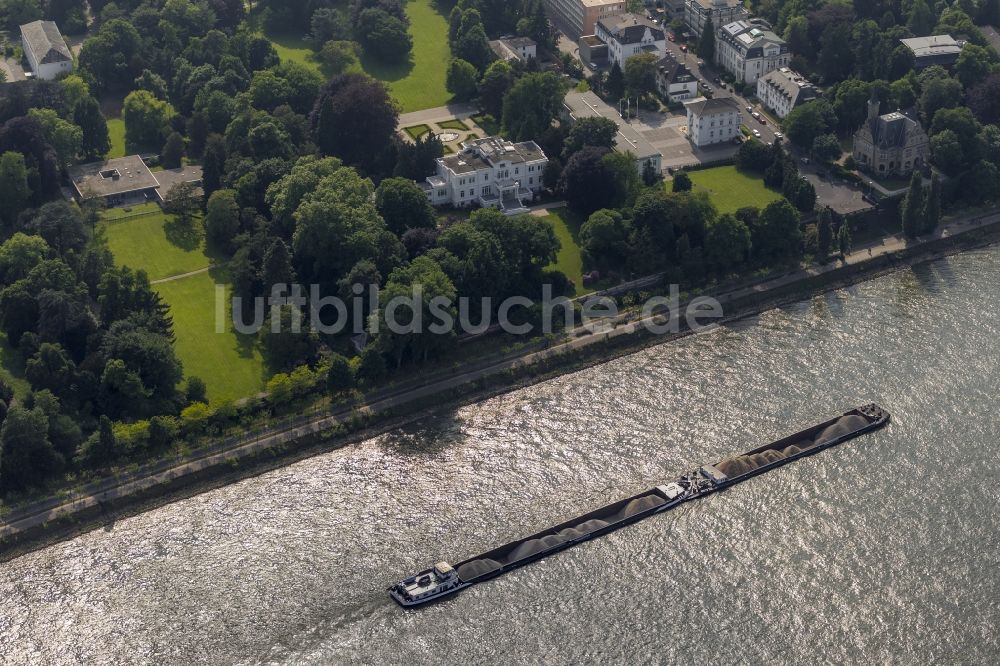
[0,55,24,82]
[398,103,479,128]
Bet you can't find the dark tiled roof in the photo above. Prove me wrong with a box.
[656,54,694,85]
[598,14,665,45]
[20,20,71,64]
[870,111,922,149]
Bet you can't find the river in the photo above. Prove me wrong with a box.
[1,247,998,666]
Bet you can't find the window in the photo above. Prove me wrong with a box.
[460,190,465,198]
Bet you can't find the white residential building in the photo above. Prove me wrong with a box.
[489,37,537,64]
[756,68,818,119]
[716,20,790,85]
[595,13,666,70]
[655,53,698,102]
[419,137,548,215]
[685,0,748,38]
[20,20,73,80]
[684,97,742,147]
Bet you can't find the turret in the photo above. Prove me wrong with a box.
[867,93,880,125]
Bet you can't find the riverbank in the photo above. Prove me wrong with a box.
[2,212,999,561]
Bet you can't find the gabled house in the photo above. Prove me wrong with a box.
[595,13,666,70]
[756,67,818,119]
[656,53,698,102]
[20,20,73,80]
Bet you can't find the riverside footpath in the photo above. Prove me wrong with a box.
[2,207,999,557]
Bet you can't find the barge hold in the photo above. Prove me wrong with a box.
[389,404,890,607]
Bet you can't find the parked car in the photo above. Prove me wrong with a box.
[758,116,766,125]
[774,131,784,140]
[680,44,688,52]
[751,111,761,120]
[746,105,753,113]
[800,157,810,165]
[752,129,762,138]
[587,62,597,71]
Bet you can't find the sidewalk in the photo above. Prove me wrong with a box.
[3,207,999,549]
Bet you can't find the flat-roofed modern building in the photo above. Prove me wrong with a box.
[563,91,662,175]
[685,0,748,38]
[69,156,203,206]
[546,0,626,40]
[20,20,73,80]
[900,35,965,68]
[419,137,548,215]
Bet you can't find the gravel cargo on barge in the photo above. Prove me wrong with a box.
[389,404,890,607]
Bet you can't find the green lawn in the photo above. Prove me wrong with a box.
[361,0,452,112]
[543,208,586,293]
[438,118,469,131]
[404,123,431,140]
[471,113,501,135]
[267,31,323,74]
[153,270,266,404]
[106,118,126,159]
[685,165,783,214]
[100,209,217,281]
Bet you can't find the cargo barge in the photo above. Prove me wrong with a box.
[389,404,890,607]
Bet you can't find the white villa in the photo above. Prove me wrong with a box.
[684,97,742,147]
[419,137,548,215]
[20,20,73,80]
[595,13,665,70]
[716,19,789,85]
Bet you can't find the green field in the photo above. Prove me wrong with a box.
[685,165,783,214]
[361,0,451,112]
[267,32,323,73]
[153,270,266,404]
[101,208,264,403]
[106,118,126,158]
[404,124,431,140]
[543,208,586,293]
[100,208,217,281]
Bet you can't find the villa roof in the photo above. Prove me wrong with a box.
[597,14,665,45]
[20,20,72,65]
[683,96,743,117]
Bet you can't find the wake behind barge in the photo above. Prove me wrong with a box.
[389,404,890,607]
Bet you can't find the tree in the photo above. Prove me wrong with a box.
[77,415,117,469]
[502,72,565,141]
[784,100,837,150]
[919,76,963,124]
[837,222,852,256]
[27,108,82,169]
[78,19,143,93]
[930,129,965,176]
[751,199,802,265]
[563,117,618,160]
[0,405,63,492]
[704,213,751,274]
[0,152,30,230]
[697,17,715,62]
[161,132,186,169]
[123,90,174,151]
[816,208,833,261]
[162,182,202,226]
[205,189,241,254]
[606,62,625,100]
[954,44,995,89]
[25,201,86,257]
[602,151,641,209]
[73,97,111,160]
[446,58,479,101]
[812,134,841,162]
[479,60,514,119]
[356,8,413,64]
[558,146,615,214]
[906,0,935,36]
[901,172,924,238]
[624,53,659,98]
[672,171,693,192]
[579,209,631,271]
[201,134,227,201]
[356,344,387,385]
[924,173,941,234]
[374,256,456,367]
[326,353,355,394]
[312,73,398,176]
[319,40,360,75]
[968,75,1000,125]
[375,178,438,236]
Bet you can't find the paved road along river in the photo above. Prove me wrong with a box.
[1,247,998,665]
